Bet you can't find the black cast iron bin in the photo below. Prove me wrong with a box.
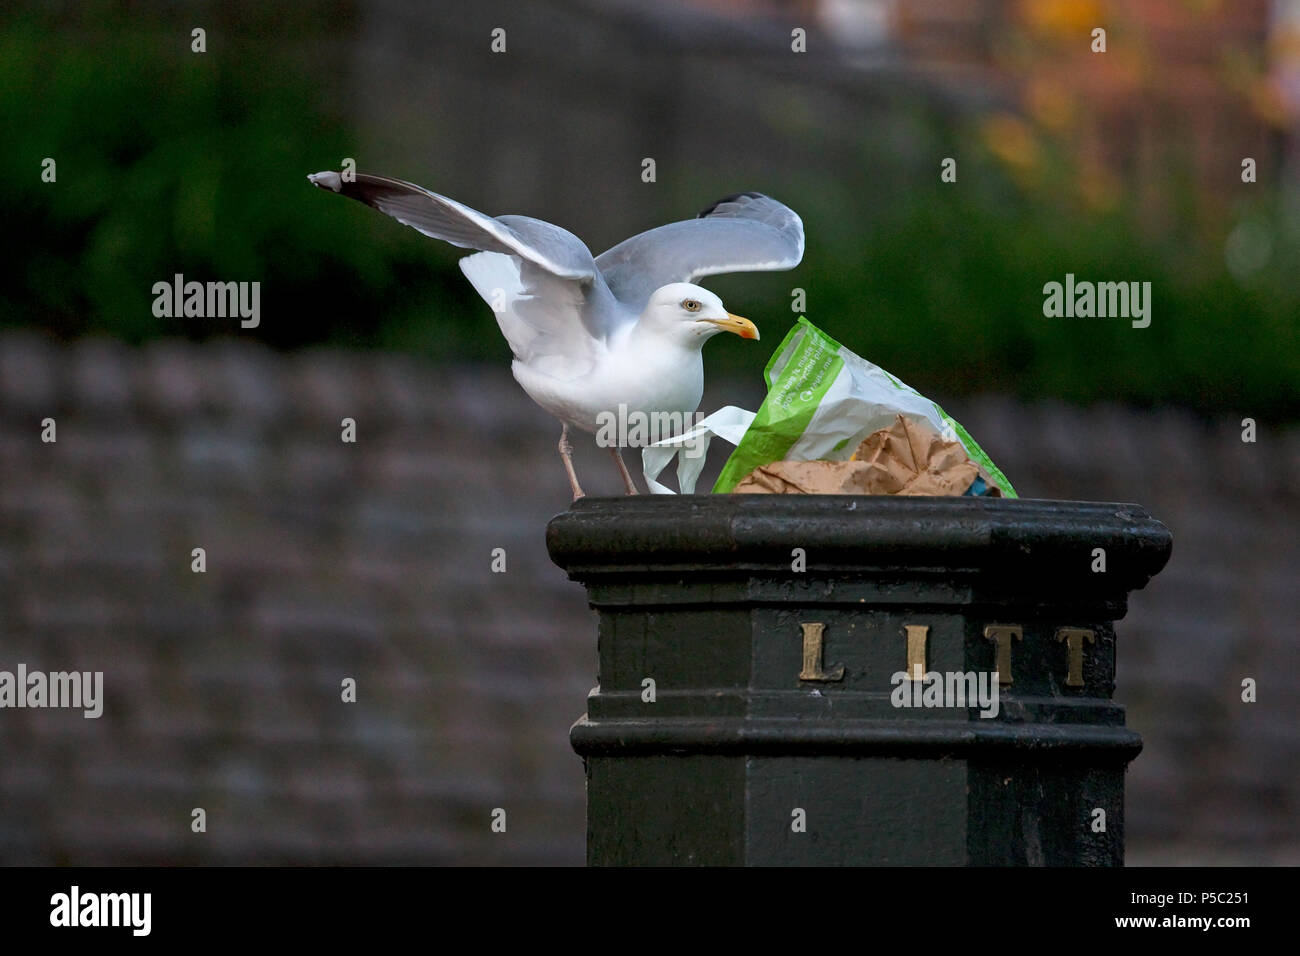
[547,496,1173,866]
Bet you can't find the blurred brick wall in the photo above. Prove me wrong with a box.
[0,332,1296,864]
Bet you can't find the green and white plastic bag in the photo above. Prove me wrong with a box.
[642,317,1016,497]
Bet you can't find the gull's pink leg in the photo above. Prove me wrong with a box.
[558,423,585,501]
[610,446,639,495]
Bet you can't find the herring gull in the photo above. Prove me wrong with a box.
[308,170,804,498]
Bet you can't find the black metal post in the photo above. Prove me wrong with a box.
[548,496,1173,866]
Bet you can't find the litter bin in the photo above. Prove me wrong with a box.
[547,495,1173,866]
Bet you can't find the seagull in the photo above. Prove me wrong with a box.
[307,170,804,499]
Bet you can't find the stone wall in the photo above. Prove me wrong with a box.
[1,332,1296,864]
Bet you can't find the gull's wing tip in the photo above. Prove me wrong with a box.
[307,170,343,192]
[697,191,767,218]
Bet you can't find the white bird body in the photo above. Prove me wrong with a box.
[308,170,804,494]
[511,325,706,438]
[456,238,754,441]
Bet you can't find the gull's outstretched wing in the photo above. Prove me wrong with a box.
[594,192,804,313]
[309,171,623,377]
[308,171,596,281]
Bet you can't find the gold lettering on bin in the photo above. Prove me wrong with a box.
[983,625,1023,686]
[799,622,845,682]
[903,624,929,680]
[1056,628,1096,687]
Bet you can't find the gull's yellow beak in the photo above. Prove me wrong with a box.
[703,314,760,340]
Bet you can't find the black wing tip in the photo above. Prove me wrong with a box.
[697,191,767,218]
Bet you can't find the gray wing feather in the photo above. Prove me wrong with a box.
[308,171,597,282]
[594,192,804,312]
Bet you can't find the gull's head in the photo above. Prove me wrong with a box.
[639,283,759,348]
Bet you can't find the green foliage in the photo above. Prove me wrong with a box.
[0,9,483,355]
[706,151,1300,419]
[4,8,1297,417]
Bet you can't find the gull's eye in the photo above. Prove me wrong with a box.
[682,299,702,313]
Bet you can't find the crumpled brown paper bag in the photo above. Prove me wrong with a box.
[732,414,999,496]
